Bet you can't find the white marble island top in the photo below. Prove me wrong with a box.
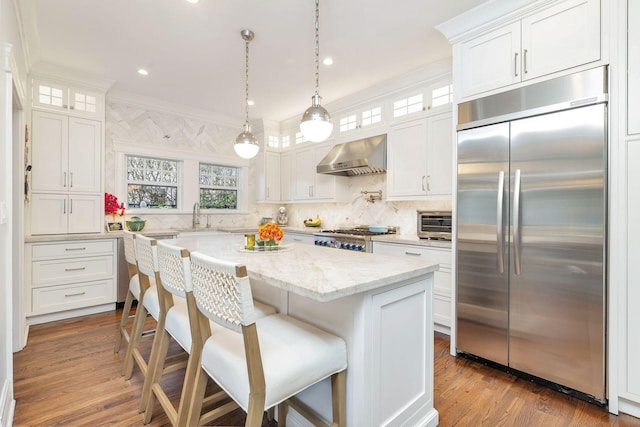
[173,234,439,302]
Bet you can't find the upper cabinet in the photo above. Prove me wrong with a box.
[291,141,348,202]
[32,76,105,119]
[31,111,102,194]
[387,111,453,200]
[628,0,640,135]
[457,0,601,99]
[255,149,281,203]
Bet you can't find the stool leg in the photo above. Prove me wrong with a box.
[331,370,347,427]
[122,302,149,379]
[114,290,135,353]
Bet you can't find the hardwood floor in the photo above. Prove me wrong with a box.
[12,309,640,426]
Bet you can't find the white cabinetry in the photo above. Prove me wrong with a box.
[25,239,117,325]
[628,0,640,135]
[458,0,601,98]
[387,112,452,199]
[292,142,348,202]
[373,241,452,334]
[30,194,102,235]
[32,76,104,118]
[31,111,101,193]
[256,149,281,202]
[280,151,292,202]
[282,230,315,245]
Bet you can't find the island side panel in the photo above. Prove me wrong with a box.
[279,273,438,427]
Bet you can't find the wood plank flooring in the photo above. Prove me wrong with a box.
[12,309,640,426]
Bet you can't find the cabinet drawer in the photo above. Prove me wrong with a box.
[32,255,114,288]
[32,240,114,259]
[32,280,114,315]
[374,242,451,266]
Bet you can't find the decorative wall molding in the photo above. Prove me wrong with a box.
[0,379,16,427]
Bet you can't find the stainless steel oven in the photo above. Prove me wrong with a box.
[417,211,452,240]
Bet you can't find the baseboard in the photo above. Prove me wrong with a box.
[284,407,315,427]
[619,397,640,419]
[26,303,115,326]
[434,322,451,335]
[0,379,16,427]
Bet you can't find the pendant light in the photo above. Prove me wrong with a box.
[300,0,333,143]
[234,29,260,159]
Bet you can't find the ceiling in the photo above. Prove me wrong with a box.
[17,0,486,123]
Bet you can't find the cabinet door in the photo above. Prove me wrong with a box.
[292,146,315,200]
[32,79,69,112]
[460,22,521,98]
[387,118,428,198]
[280,151,292,201]
[521,0,600,81]
[627,140,640,396]
[629,0,640,135]
[264,151,281,201]
[311,143,335,200]
[426,113,453,196]
[30,193,68,235]
[31,111,69,192]
[68,87,104,118]
[68,195,102,234]
[68,118,102,193]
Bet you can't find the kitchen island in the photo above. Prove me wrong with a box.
[172,233,440,427]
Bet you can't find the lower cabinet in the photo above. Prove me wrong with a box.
[25,239,117,324]
[373,241,452,334]
[282,230,315,245]
[30,193,102,235]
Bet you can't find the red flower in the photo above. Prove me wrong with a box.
[105,193,125,216]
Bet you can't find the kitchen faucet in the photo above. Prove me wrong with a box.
[192,202,200,228]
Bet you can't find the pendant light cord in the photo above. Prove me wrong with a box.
[244,36,250,125]
[314,0,320,97]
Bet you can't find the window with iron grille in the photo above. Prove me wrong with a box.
[126,155,179,209]
[199,163,239,209]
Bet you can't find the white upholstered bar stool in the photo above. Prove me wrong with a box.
[187,251,347,427]
[122,234,186,380]
[114,230,141,354]
[142,241,277,426]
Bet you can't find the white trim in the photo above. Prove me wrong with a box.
[26,303,115,326]
[619,397,640,419]
[0,379,16,427]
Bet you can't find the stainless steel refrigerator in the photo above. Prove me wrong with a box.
[456,67,607,402]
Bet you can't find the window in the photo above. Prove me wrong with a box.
[281,135,291,149]
[432,84,453,108]
[393,94,423,118]
[339,114,357,132]
[74,93,97,113]
[38,84,64,107]
[126,155,179,209]
[268,135,279,148]
[361,107,382,127]
[199,163,239,209]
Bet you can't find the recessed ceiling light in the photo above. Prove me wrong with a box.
[137,68,149,76]
[186,0,199,3]
[247,100,255,106]
[323,57,333,66]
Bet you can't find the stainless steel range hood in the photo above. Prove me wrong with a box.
[316,134,386,176]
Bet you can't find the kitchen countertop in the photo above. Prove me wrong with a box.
[24,229,180,243]
[173,233,439,302]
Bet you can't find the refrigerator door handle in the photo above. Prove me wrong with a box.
[513,169,522,275]
[496,171,505,273]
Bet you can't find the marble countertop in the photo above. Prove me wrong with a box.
[173,234,439,302]
[24,229,180,243]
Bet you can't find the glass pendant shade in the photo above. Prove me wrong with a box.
[234,122,260,159]
[301,94,333,143]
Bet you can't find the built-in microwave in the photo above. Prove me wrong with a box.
[417,211,452,240]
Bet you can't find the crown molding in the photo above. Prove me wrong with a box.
[30,64,115,92]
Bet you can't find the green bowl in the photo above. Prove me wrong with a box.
[126,217,146,232]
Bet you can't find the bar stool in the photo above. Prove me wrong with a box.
[122,234,186,380]
[141,241,277,425]
[114,230,141,354]
[187,251,347,427]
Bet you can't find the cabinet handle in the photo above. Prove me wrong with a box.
[514,52,519,77]
[293,238,302,242]
[427,175,431,192]
[69,105,75,110]
[63,199,66,214]
[70,172,73,188]
[65,267,86,272]
[70,199,73,214]
[309,186,313,197]
[65,291,86,297]
[523,49,528,74]
[266,187,269,198]
[63,172,67,188]
[65,247,86,251]
[405,251,422,256]
[421,176,426,192]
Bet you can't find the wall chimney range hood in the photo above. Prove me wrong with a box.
[316,134,387,176]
